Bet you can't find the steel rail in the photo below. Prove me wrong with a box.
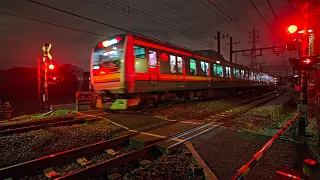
[56,89,286,179]
[0,131,134,179]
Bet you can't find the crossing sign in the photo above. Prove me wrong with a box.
[42,43,52,60]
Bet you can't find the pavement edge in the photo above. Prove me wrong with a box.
[184,141,219,180]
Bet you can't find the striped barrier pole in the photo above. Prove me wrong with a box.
[231,113,300,180]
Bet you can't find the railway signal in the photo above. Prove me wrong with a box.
[285,18,317,136]
[38,43,55,112]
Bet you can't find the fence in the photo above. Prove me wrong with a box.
[0,102,13,121]
[75,91,95,111]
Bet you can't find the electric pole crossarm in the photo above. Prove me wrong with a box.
[232,46,286,53]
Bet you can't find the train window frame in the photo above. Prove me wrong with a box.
[240,70,245,80]
[177,56,183,74]
[250,72,254,81]
[213,64,224,78]
[233,68,240,78]
[134,45,148,73]
[189,59,197,75]
[225,66,231,78]
[200,61,209,77]
[169,55,177,74]
[148,49,158,68]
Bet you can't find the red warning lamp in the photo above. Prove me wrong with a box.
[287,25,298,34]
[304,159,317,166]
[48,64,55,70]
[52,76,57,81]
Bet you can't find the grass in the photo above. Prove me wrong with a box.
[0,110,76,125]
[12,109,76,120]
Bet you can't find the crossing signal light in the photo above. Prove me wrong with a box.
[48,64,55,70]
[287,25,298,34]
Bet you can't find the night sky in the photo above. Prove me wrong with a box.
[1,0,299,76]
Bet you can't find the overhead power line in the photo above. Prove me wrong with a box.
[249,0,273,32]
[207,0,249,31]
[25,0,217,48]
[0,11,108,37]
[197,0,248,37]
[106,0,206,40]
[89,0,216,46]
[266,0,279,22]
[157,0,216,29]
[213,0,250,31]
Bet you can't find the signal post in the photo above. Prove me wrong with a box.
[37,43,55,112]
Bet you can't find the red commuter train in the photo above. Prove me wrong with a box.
[90,33,274,110]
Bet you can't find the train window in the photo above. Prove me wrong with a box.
[134,46,148,73]
[134,46,146,59]
[233,68,240,78]
[170,55,176,73]
[240,70,245,79]
[213,64,223,77]
[245,71,249,79]
[190,59,197,75]
[225,67,231,78]
[148,50,157,68]
[177,56,183,74]
[200,61,209,76]
[250,72,254,80]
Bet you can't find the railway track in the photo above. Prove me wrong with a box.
[186,88,286,121]
[0,110,118,136]
[144,88,276,114]
[0,88,287,179]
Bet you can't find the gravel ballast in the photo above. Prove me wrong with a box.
[124,149,205,180]
[0,120,119,167]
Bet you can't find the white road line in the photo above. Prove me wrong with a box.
[78,112,222,143]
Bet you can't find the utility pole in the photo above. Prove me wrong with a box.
[37,56,42,110]
[249,27,259,70]
[229,36,240,63]
[215,31,229,54]
[230,36,233,63]
[217,31,221,54]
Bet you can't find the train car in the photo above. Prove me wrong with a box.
[90,33,273,110]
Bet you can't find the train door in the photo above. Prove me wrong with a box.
[148,49,159,87]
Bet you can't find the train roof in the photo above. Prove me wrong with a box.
[98,33,269,74]
[130,34,249,69]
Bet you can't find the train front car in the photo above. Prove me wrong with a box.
[90,34,138,110]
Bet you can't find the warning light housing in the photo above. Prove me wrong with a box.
[289,56,320,70]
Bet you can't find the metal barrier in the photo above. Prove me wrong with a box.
[75,91,95,111]
[0,102,13,121]
[231,113,301,180]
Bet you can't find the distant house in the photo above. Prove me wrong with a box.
[59,64,84,91]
